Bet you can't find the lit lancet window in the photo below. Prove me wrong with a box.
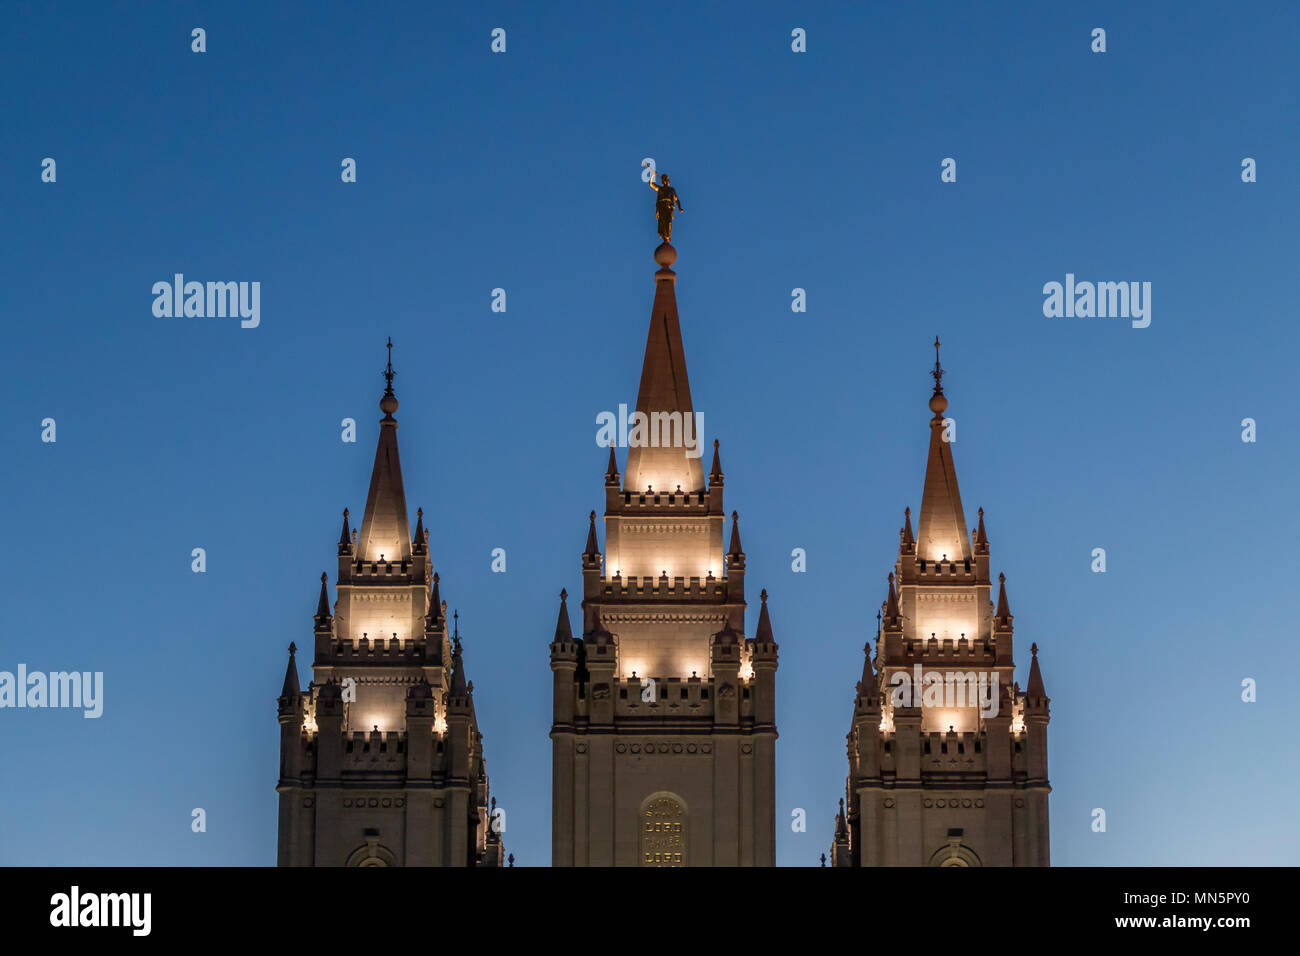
[738,642,755,682]
[1010,695,1026,736]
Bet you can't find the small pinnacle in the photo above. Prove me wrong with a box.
[1031,642,1038,656]
[560,588,567,601]
[320,571,327,583]
[760,588,768,603]
[288,642,296,655]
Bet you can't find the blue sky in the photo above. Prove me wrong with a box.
[1,0,1297,865]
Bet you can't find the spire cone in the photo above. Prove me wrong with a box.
[314,571,331,627]
[605,444,620,486]
[995,572,1013,624]
[358,339,413,564]
[624,243,704,494]
[709,439,724,485]
[280,642,300,699]
[337,508,352,555]
[755,588,775,644]
[917,338,971,563]
[554,588,574,642]
[728,510,744,558]
[1027,642,1048,699]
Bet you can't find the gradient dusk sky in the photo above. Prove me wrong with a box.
[2,0,1298,866]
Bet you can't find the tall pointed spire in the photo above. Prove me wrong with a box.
[337,508,352,555]
[427,571,443,629]
[280,642,300,699]
[728,510,743,559]
[709,439,724,485]
[917,337,971,563]
[624,243,706,495]
[554,588,573,642]
[604,444,620,486]
[859,637,875,695]
[995,572,1012,622]
[583,510,599,558]
[901,506,915,550]
[314,572,331,627]
[1026,642,1047,698]
[974,506,988,551]
[885,571,900,624]
[755,588,775,644]
[450,613,467,695]
[357,338,413,563]
[412,507,426,554]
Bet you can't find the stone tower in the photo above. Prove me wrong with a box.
[550,241,780,867]
[831,341,1050,867]
[276,342,504,867]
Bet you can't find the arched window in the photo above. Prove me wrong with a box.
[346,838,398,867]
[929,840,981,867]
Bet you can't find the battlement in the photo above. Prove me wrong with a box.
[901,635,995,662]
[871,729,990,775]
[613,674,718,717]
[597,574,728,600]
[907,556,977,580]
[342,730,406,771]
[345,559,421,583]
[617,490,711,511]
[328,634,432,662]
